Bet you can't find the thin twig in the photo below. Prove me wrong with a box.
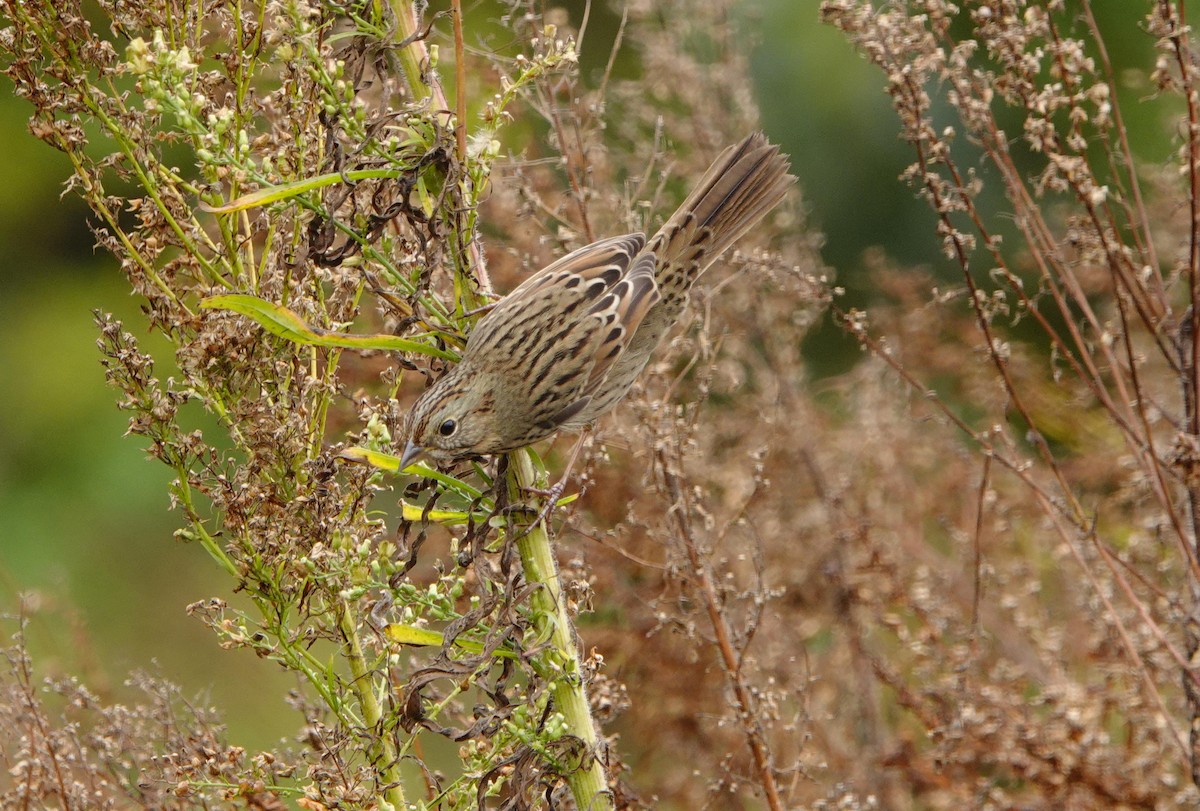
[655,443,786,811]
[451,0,467,161]
[970,454,991,633]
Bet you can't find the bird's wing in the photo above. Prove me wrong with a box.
[531,232,647,284]
[533,252,661,429]
[466,233,645,359]
[463,234,662,433]
[576,251,660,394]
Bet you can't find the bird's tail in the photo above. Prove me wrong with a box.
[647,132,795,294]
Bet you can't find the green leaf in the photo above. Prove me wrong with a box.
[399,501,487,526]
[385,624,516,660]
[198,168,406,213]
[201,295,457,360]
[414,173,434,218]
[324,654,339,694]
[384,624,447,647]
[340,446,486,500]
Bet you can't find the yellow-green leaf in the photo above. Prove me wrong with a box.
[385,624,446,647]
[201,294,314,342]
[198,168,405,213]
[399,501,475,526]
[384,624,514,659]
[339,446,406,473]
[339,446,485,500]
[201,295,457,361]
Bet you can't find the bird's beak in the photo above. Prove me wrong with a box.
[399,440,425,471]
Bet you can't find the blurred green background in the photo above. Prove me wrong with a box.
[0,0,1166,753]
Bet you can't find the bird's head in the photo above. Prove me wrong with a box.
[400,367,505,468]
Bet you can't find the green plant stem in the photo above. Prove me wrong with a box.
[385,5,594,803]
[338,601,408,810]
[508,450,612,811]
[387,0,431,102]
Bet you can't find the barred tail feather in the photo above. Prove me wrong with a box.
[569,133,794,427]
[649,132,795,286]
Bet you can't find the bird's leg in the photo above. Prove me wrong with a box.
[535,430,590,524]
[460,299,499,319]
[508,430,590,537]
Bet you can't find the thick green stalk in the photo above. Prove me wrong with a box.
[386,0,432,103]
[339,602,408,810]
[383,2,599,802]
[509,450,612,811]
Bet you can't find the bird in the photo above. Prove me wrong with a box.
[399,132,795,469]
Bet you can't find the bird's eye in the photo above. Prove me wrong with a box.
[438,419,458,437]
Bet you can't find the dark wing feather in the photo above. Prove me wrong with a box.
[578,252,660,393]
[533,252,661,430]
[466,233,646,358]
[535,233,646,283]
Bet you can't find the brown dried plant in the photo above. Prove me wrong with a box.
[804,0,1200,808]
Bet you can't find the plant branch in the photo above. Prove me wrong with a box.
[508,449,612,811]
[654,445,785,811]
